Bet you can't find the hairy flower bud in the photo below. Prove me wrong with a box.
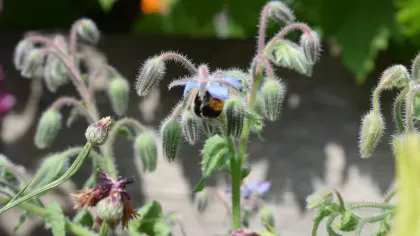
[107,78,130,116]
[85,116,111,146]
[181,110,200,145]
[44,58,69,93]
[379,65,410,89]
[160,118,182,162]
[96,192,124,223]
[201,119,216,137]
[300,30,321,65]
[359,111,384,158]
[260,206,275,228]
[13,40,34,71]
[134,132,157,172]
[306,188,333,210]
[34,109,62,149]
[261,79,286,121]
[136,57,166,96]
[268,1,295,23]
[224,96,245,138]
[77,19,100,44]
[195,190,209,213]
[21,49,46,79]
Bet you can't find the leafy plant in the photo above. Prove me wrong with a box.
[135,1,321,234]
[0,18,175,235]
[307,53,420,235]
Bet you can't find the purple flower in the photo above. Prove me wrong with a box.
[0,66,16,116]
[168,65,244,100]
[225,180,271,199]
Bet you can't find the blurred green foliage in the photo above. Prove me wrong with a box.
[4,0,420,83]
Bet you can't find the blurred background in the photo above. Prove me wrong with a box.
[0,0,419,235]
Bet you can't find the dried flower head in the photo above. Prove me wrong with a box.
[71,170,139,229]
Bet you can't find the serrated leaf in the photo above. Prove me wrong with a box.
[265,39,312,76]
[98,0,118,12]
[44,202,65,236]
[201,135,230,178]
[72,210,94,228]
[29,154,69,192]
[129,201,171,236]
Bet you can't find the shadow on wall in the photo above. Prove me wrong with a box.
[0,32,398,235]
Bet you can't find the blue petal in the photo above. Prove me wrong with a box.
[256,181,271,194]
[206,83,229,100]
[222,76,244,89]
[183,82,200,98]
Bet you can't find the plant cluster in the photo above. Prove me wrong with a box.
[1,0,417,235]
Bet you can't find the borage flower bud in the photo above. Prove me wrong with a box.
[261,79,285,121]
[13,40,34,71]
[268,1,296,23]
[85,116,112,146]
[107,77,130,116]
[44,58,69,93]
[160,118,182,162]
[134,132,158,172]
[21,49,46,79]
[201,119,216,137]
[195,190,209,213]
[359,111,384,158]
[181,110,200,145]
[71,171,139,230]
[306,188,333,210]
[34,109,62,149]
[224,96,245,139]
[136,57,166,96]
[379,65,410,89]
[300,30,321,65]
[76,19,100,44]
[260,206,275,227]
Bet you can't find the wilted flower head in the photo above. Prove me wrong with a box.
[71,170,139,229]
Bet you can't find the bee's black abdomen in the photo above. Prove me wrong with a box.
[193,92,224,119]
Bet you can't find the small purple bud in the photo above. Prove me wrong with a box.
[300,30,321,65]
[85,116,112,146]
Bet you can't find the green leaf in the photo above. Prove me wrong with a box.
[98,0,118,12]
[258,221,279,236]
[72,210,94,228]
[29,154,69,192]
[306,0,397,83]
[129,201,171,236]
[265,39,312,76]
[201,135,230,178]
[13,212,27,232]
[44,202,65,236]
[192,177,207,192]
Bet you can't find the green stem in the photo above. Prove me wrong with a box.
[99,221,110,236]
[311,221,320,236]
[384,188,398,203]
[0,196,97,236]
[372,86,382,115]
[0,142,93,214]
[347,202,394,210]
[355,212,393,236]
[394,88,408,133]
[326,212,340,236]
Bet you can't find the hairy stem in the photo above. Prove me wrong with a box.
[99,221,110,236]
[355,212,393,236]
[70,20,84,64]
[257,3,272,54]
[51,96,95,123]
[372,86,382,115]
[347,202,395,210]
[0,142,93,214]
[384,188,398,203]
[0,196,97,236]
[326,212,340,236]
[159,52,198,74]
[265,23,313,52]
[394,88,408,133]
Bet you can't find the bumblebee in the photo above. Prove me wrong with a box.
[194,91,225,118]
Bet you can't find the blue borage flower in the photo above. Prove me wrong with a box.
[225,180,271,199]
[168,75,244,100]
